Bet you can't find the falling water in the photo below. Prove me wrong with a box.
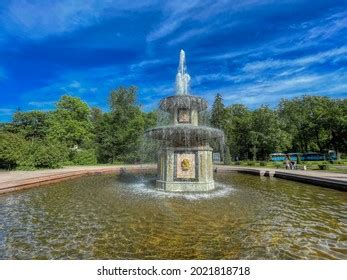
[176,49,191,95]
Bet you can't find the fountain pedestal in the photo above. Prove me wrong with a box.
[156,146,214,192]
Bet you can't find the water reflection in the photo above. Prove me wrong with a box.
[0,173,346,259]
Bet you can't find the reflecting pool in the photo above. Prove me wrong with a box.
[0,173,346,259]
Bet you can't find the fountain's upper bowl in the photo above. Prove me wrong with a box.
[160,95,208,112]
[144,124,224,143]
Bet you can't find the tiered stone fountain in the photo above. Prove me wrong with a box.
[145,50,224,192]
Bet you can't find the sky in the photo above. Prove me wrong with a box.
[0,0,346,122]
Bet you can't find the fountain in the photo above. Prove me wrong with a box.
[145,50,224,192]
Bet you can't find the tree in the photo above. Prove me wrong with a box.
[95,86,146,163]
[1,91,345,169]
[56,95,90,121]
[224,104,252,160]
[251,106,291,160]
[0,132,26,168]
[47,95,94,148]
[210,94,228,161]
[90,107,103,124]
[324,98,347,158]
[278,96,339,153]
[11,111,49,140]
[19,140,68,169]
[211,93,227,129]
[278,97,309,152]
[223,145,232,165]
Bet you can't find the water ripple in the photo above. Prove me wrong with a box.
[0,173,346,260]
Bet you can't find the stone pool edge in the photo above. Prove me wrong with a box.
[0,165,156,195]
[215,166,347,191]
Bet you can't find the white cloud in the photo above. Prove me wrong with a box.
[193,9,347,68]
[302,11,347,41]
[217,71,346,106]
[68,80,81,89]
[194,73,245,84]
[146,0,272,42]
[28,101,55,107]
[129,59,166,71]
[1,0,158,39]
[242,46,347,73]
[167,27,208,46]
[146,2,199,41]
[0,108,14,116]
[277,67,306,77]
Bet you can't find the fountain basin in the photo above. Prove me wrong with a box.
[145,125,224,143]
[0,173,345,259]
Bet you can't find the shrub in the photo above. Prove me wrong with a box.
[297,156,302,164]
[318,164,330,170]
[247,161,256,166]
[275,163,282,169]
[234,161,241,165]
[63,160,75,166]
[296,164,304,170]
[0,132,26,169]
[224,146,232,165]
[19,141,68,169]
[259,161,268,166]
[72,149,97,165]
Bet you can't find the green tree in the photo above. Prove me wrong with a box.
[224,104,252,160]
[47,95,94,148]
[210,94,228,161]
[19,140,68,169]
[11,111,49,140]
[223,145,232,165]
[250,106,291,160]
[211,93,227,129]
[90,106,103,124]
[278,96,335,153]
[323,98,347,158]
[95,86,145,163]
[0,132,26,168]
[72,149,97,165]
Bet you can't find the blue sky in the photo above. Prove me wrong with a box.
[0,0,346,122]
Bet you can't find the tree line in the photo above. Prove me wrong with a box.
[210,93,346,161]
[0,86,346,169]
[0,86,156,169]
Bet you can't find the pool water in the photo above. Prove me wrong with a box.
[0,173,346,259]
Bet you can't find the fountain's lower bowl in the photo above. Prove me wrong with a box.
[145,125,224,142]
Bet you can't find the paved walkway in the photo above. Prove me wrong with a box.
[0,165,346,195]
